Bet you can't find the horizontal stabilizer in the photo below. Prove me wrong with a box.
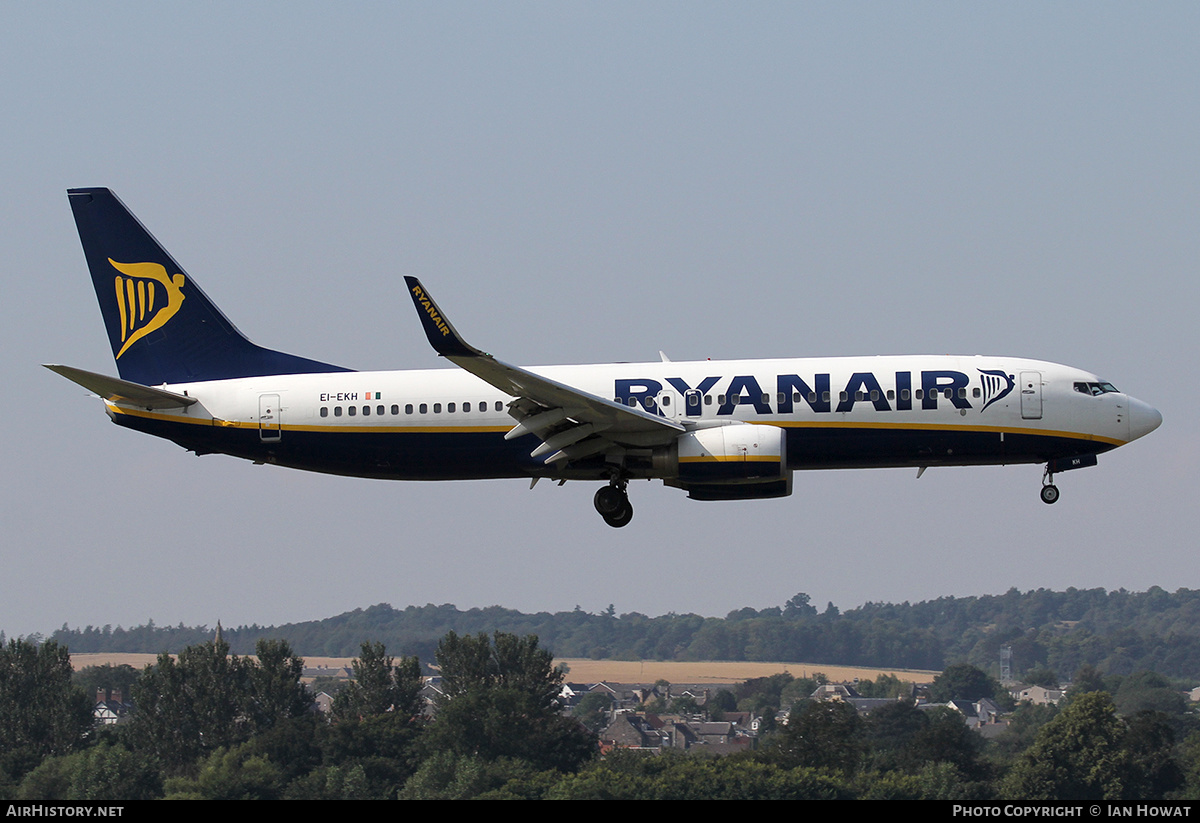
[44,364,198,409]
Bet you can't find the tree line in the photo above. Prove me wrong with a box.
[5,631,1200,799]
[43,586,1200,679]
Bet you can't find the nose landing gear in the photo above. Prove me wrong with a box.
[1040,465,1059,504]
[594,480,633,527]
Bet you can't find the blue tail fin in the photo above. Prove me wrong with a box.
[67,188,352,385]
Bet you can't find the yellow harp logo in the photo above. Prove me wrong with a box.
[110,259,186,359]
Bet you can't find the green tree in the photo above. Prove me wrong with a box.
[1121,711,1185,799]
[1113,671,1188,718]
[426,632,595,771]
[316,712,423,798]
[284,763,377,800]
[0,639,92,780]
[861,700,928,772]
[765,699,864,773]
[17,742,162,801]
[929,663,1000,703]
[783,593,817,618]
[246,639,309,732]
[856,673,911,698]
[332,641,422,720]
[1070,664,1107,695]
[125,636,252,772]
[163,745,285,800]
[1003,691,1132,800]
[73,663,140,704]
[991,701,1058,761]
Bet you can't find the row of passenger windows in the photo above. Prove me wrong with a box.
[641,387,983,407]
[318,386,986,419]
[320,400,506,418]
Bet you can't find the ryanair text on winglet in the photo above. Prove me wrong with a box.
[410,283,451,337]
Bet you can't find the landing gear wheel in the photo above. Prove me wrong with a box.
[595,480,633,526]
[594,485,626,516]
[1040,484,1060,505]
[603,501,634,528]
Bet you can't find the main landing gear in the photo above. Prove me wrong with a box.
[1040,466,1060,505]
[594,480,633,528]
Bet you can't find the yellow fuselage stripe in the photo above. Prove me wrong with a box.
[105,404,1126,446]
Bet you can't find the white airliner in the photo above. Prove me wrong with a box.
[49,188,1162,527]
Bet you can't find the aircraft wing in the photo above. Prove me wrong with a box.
[404,277,682,465]
[44,364,198,409]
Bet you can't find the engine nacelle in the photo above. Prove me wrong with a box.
[658,424,791,500]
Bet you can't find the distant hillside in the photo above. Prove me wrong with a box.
[43,587,1200,681]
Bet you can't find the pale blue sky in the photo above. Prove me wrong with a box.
[3,3,1196,639]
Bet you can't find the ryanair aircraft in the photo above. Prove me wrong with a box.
[49,188,1162,527]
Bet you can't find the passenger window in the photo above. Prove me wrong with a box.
[320,407,328,418]
[495,401,503,412]
[464,402,471,413]
[915,389,924,400]
[870,390,879,401]
[448,402,456,413]
[419,403,428,414]
[334,406,342,417]
[822,391,830,402]
[840,391,848,402]
[391,405,399,415]
[705,395,712,405]
[972,388,981,398]
[886,390,894,400]
[433,403,442,414]
[348,406,356,416]
[362,405,370,416]
[901,389,910,401]
[405,404,414,414]
[378,405,385,415]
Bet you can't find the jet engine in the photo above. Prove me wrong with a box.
[658,423,792,500]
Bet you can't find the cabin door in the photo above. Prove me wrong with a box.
[259,394,282,442]
[655,388,683,422]
[1019,372,1043,420]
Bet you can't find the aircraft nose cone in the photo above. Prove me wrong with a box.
[1128,397,1163,441]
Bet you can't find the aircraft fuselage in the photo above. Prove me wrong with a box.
[104,355,1155,482]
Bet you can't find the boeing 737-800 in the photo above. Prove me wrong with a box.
[48,188,1162,527]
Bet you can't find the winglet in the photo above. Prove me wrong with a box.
[403,276,486,358]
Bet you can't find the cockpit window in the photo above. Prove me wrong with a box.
[1074,381,1120,396]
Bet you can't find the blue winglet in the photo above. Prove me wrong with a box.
[403,276,486,359]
